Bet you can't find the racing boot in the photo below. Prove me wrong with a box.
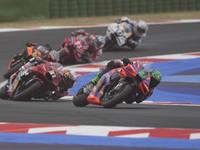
[44,91,52,101]
[84,73,100,93]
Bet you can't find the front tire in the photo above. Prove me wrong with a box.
[103,84,133,108]
[73,89,89,107]
[0,85,9,99]
[103,37,116,51]
[4,62,24,79]
[14,80,42,101]
[58,49,69,63]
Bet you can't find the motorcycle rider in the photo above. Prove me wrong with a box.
[9,56,77,101]
[115,17,148,48]
[11,42,59,64]
[86,58,161,105]
[59,29,105,63]
[25,42,60,62]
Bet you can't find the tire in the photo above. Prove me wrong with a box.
[128,44,136,49]
[103,37,115,51]
[73,90,89,107]
[4,62,24,79]
[58,49,68,62]
[103,44,115,51]
[0,85,9,99]
[103,84,133,108]
[14,80,42,101]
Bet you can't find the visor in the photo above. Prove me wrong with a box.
[137,27,146,34]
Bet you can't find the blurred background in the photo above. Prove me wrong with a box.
[0,0,199,23]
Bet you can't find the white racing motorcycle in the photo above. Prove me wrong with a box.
[104,22,133,51]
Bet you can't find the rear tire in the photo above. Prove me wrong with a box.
[4,62,24,79]
[103,84,133,108]
[14,80,42,101]
[73,90,89,107]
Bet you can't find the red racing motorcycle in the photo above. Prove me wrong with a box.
[73,61,151,108]
[58,34,95,63]
[0,61,63,101]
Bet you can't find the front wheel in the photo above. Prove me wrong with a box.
[14,80,42,101]
[0,85,9,99]
[103,36,115,51]
[58,49,69,63]
[73,89,89,107]
[103,84,133,108]
[4,61,24,79]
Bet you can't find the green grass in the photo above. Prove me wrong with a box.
[0,11,200,28]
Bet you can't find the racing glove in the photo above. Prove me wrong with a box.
[121,58,132,66]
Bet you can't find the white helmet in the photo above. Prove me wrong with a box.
[134,20,148,37]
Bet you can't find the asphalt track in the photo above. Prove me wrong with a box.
[0,22,200,150]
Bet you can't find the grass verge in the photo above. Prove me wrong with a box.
[0,11,199,28]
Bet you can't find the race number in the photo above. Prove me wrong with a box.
[49,70,56,78]
[139,71,147,78]
[74,41,82,49]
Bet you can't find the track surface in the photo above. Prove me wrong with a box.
[0,22,200,150]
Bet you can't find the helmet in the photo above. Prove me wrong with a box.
[148,70,162,88]
[37,46,50,59]
[37,46,47,53]
[47,50,60,62]
[134,20,148,37]
[62,70,77,88]
[93,36,106,49]
[31,49,42,59]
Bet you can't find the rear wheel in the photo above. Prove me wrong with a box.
[103,84,133,108]
[4,62,24,79]
[14,80,42,101]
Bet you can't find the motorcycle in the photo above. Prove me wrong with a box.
[58,34,95,64]
[73,61,150,108]
[0,61,63,101]
[4,44,52,79]
[103,22,133,51]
